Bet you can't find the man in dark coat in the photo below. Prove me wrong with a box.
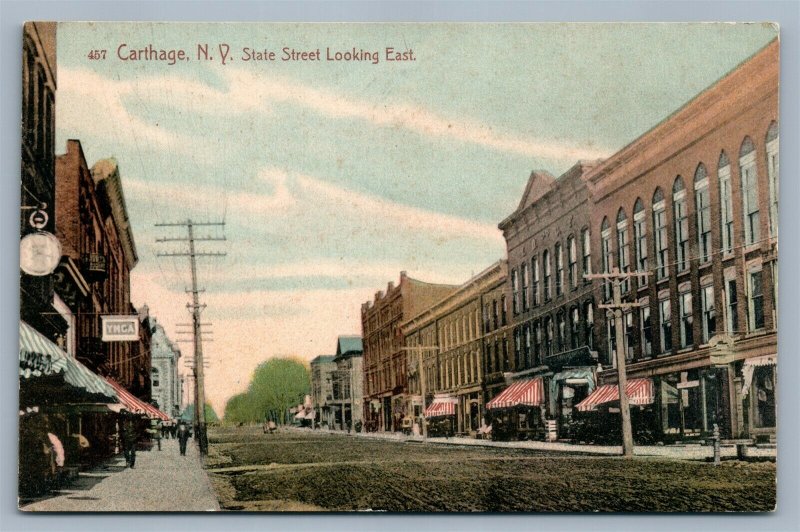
[177,421,191,456]
[121,415,140,468]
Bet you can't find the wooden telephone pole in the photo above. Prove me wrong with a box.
[585,267,650,457]
[155,220,225,455]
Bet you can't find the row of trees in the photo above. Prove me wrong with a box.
[223,358,310,424]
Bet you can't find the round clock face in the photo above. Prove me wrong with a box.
[20,231,62,276]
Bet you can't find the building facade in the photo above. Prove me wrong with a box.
[310,355,336,427]
[361,272,458,432]
[585,39,778,441]
[402,261,507,437]
[496,162,601,438]
[330,336,364,430]
[54,143,143,396]
[146,309,183,418]
[21,22,65,343]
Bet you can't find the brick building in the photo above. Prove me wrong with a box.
[584,39,778,441]
[402,261,506,436]
[20,22,65,342]
[494,162,601,439]
[55,143,142,394]
[361,272,457,432]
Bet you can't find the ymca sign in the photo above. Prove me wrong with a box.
[101,316,140,342]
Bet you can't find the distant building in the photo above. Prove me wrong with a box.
[361,272,458,432]
[310,355,336,427]
[402,261,507,436]
[145,308,182,418]
[331,336,364,430]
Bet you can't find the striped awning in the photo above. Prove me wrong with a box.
[486,378,544,410]
[19,321,117,400]
[104,377,170,421]
[575,378,654,412]
[424,397,456,418]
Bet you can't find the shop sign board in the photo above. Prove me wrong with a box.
[101,315,140,341]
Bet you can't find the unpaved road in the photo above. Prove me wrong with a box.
[206,426,775,512]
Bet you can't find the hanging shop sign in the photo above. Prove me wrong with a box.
[101,315,140,341]
[20,231,62,276]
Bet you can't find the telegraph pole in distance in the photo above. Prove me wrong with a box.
[155,219,225,455]
[585,267,650,458]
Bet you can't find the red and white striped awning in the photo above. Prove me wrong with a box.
[424,397,456,418]
[575,378,654,412]
[486,378,544,410]
[104,377,171,421]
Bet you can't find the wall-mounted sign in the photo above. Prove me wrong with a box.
[29,209,49,229]
[20,231,61,276]
[102,315,140,342]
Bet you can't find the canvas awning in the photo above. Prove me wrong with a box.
[104,377,170,420]
[19,320,117,402]
[424,397,456,418]
[575,378,654,412]
[741,354,777,398]
[486,378,544,410]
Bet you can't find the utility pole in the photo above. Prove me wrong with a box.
[585,267,650,458]
[156,220,225,456]
[401,346,439,439]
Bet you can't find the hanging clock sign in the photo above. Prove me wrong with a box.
[20,231,62,276]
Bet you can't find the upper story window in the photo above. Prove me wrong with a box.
[521,262,529,312]
[701,284,716,344]
[748,268,765,331]
[570,306,580,349]
[766,122,779,239]
[673,177,689,272]
[500,295,507,326]
[534,321,543,365]
[659,298,672,353]
[640,302,652,357]
[617,208,630,293]
[740,137,760,246]
[557,312,567,351]
[584,301,595,350]
[581,228,592,278]
[531,256,540,307]
[633,199,648,287]
[567,235,578,289]
[679,289,693,348]
[694,164,711,263]
[544,316,554,356]
[543,250,552,301]
[152,367,160,388]
[555,243,564,296]
[718,151,734,254]
[601,217,612,300]
[524,325,532,368]
[511,268,519,315]
[653,188,668,280]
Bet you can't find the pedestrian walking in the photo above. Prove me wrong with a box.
[121,415,140,468]
[177,421,190,456]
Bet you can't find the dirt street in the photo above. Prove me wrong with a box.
[206,426,775,512]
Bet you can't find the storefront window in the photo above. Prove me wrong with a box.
[752,366,776,428]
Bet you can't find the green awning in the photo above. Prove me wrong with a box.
[19,321,118,401]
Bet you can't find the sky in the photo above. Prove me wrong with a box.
[54,22,777,416]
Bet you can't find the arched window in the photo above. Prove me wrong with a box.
[740,136,760,245]
[694,164,711,262]
[543,249,552,301]
[601,217,613,299]
[673,177,689,271]
[766,122,779,239]
[718,151,734,253]
[653,188,668,279]
[616,208,630,293]
[567,235,578,289]
[633,198,648,286]
[531,255,540,307]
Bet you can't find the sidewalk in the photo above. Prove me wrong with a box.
[21,437,219,512]
[310,427,777,461]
